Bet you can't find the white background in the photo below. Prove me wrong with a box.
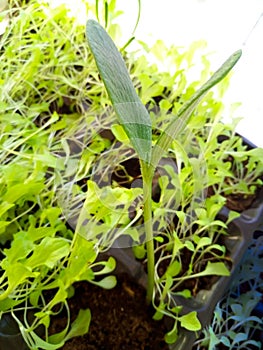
[1,0,262,146]
[119,0,263,147]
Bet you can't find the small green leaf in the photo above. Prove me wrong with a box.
[34,312,51,328]
[184,240,195,252]
[28,227,57,242]
[196,261,230,277]
[3,231,34,263]
[3,182,44,203]
[0,202,14,217]
[63,235,97,288]
[220,336,231,346]
[0,263,37,301]
[207,331,221,349]
[111,124,129,143]
[91,275,117,289]
[26,237,70,269]
[0,298,22,311]
[165,260,181,277]
[65,309,91,341]
[227,210,240,224]
[195,236,212,249]
[174,289,191,299]
[179,311,201,331]
[153,302,166,321]
[164,326,178,344]
[172,231,184,255]
[93,257,116,275]
[132,244,146,259]
[0,220,10,230]
[47,282,68,310]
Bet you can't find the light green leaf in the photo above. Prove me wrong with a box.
[0,298,22,311]
[195,261,230,277]
[47,282,68,310]
[2,182,44,203]
[111,124,129,143]
[162,274,173,298]
[91,275,117,289]
[132,244,146,259]
[93,257,116,275]
[220,336,231,346]
[25,237,70,269]
[34,312,51,328]
[86,19,152,163]
[33,153,63,169]
[184,240,195,252]
[0,263,37,300]
[0,202,14,217]
[3,231,34,263]
[174,289,191,299]
[0,220,10,230]
[28,227,57,242]
[172,231,184,255]
[179,311,201,331]
[164,325,178,344]
[194,236,212,249]
[227,210,240,224]
[207,331,221,349]
[65,309,91,341]
[165,260,181,277]
[153,301,166,320]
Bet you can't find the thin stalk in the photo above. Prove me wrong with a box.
[141,161,155,304]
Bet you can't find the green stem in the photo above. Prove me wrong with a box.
[141,161,155,304]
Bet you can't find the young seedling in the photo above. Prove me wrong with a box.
[86,19,242,304]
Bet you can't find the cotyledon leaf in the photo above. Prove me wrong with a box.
[86,19,152,163]
[151,49,242,169]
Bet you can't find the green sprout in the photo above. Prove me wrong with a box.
[86,19,242,304]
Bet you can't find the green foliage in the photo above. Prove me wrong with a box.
[76,180,142,247]
[1,1,261,348]
[203,127,263,199]
[86,18,244,339]
[0,1,123,348]
[222,147,263,196]
[179,311,201,331]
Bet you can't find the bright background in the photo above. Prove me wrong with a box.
[119,0,263,147]
[1,0,262,146]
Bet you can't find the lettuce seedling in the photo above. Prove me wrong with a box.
[86,19,241,304]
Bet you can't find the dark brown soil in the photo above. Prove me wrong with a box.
[49,274,169,350]
[224,190,259,212]
[207,185,262,212]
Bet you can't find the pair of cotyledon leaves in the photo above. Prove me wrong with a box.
[86,20,241,168]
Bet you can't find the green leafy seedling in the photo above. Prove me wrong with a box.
[86,19,242,304]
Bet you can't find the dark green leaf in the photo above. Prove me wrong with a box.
[86,20,152,163]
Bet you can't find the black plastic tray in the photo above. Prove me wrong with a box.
[109,189,263,350]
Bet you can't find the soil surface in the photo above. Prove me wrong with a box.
[223,190,260,212]
[207,185,262,212]
[49,274,169,350]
